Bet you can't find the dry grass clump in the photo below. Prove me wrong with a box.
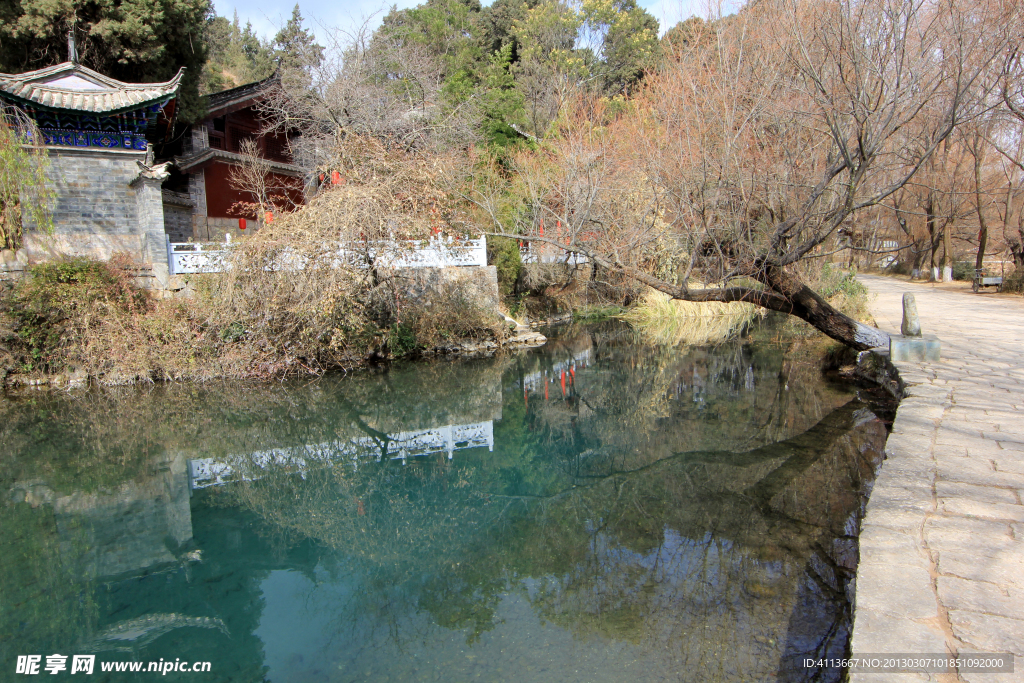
[0,255,259,383]
[620,289,761,346]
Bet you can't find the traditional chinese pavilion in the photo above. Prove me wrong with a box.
[0,52,183,287]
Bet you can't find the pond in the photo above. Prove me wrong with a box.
[0,321,893,682]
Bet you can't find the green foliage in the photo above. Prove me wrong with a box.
[0,0,211,122]
[219,321,246,342]
[488,234,523,299]
[378,0,486,113]
[810,263,870,321]
[814,263,866,299]
[201,12,276,93]
[661,16,710,55]
[271,4,324,76]
[388,322,421,358]
[951,261,974,281]
[584,0,661,95]
[0,104,53,250]
[572,304,624,321]
[4,256,148,372]
[480,0,538,57]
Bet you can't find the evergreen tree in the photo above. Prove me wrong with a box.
[272,4,323,75]
[0,0,211,122]
[201,12,275,93]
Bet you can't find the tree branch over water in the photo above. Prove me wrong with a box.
[459,0,1014,349]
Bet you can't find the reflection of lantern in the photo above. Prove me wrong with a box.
[238,218,246,231]
[265,211,274,224]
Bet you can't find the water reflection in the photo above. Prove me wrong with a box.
[0,322,891,682]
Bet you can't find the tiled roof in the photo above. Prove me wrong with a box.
[0,62,184,114]
[205,74,277,117]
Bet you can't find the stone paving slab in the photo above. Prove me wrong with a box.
[850,276,1024,682]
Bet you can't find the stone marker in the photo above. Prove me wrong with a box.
[901,293,921,336]
[890,292,939,361]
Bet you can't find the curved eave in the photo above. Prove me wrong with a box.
[0,67,184,116]
[175,148,306,177]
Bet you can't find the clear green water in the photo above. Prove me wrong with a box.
[0,322,892,682]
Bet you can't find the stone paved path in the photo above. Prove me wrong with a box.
[851,275,1024,683]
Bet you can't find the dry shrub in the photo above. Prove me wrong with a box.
[620,289,761,346]
[391,273,508,354]
[0,255,247,383]
[1003,267,1024,294]
[0,139,505,383]
[199,135,497,363]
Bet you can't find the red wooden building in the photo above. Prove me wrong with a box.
[170,77,306,241]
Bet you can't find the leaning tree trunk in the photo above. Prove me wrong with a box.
[496,234,893,352]
[754,263,890,351]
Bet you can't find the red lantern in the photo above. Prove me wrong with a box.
[331,171,341,185]
[265,211,274,224]
[238,218,246,231]
[539,219,544,237]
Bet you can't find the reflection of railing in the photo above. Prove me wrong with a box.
[167,235,487,276]
[189,421,494,489]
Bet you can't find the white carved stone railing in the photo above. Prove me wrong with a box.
[167,235,487,276]
[519,242,588,265]
[167,236,232,274]
[188,420,494,489]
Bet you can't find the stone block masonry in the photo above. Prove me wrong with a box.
[851,275,1024,683]
[395,265,500,313]
[20,146,170,288]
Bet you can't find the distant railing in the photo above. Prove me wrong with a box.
[167,235,488,276]
[519,242,588,266]
[167,238,230,275]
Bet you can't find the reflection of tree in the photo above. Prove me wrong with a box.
[0,324,890,682]
[504,321,856,489]
[213,392,885,682]
[0,504,97,661]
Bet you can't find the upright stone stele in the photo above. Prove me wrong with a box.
[901,293,921,336]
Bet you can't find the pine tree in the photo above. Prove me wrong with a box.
[273,5,323,75]
[0,0,212,122]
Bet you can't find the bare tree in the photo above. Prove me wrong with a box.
[464,0,1013,349]
[259,17,480,172]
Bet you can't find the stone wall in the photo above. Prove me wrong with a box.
[395,266,500,313]
[19,147,170,287]
[162,190,194,242]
